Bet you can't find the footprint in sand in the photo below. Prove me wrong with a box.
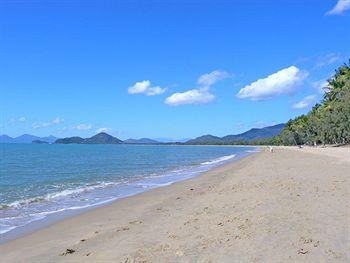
[116,226,130,232]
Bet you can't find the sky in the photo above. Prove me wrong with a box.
[1,0,349,140]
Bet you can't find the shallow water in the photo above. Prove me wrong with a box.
[0,144,258,235]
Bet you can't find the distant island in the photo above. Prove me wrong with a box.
[53,124,285,145]
[55,133,122,144]
[55,133,161,145]
[32,140,49,144]
[1,124,286,146]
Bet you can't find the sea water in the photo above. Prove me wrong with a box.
[0,144,258,236]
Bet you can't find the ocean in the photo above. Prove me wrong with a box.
[0,144,258,236]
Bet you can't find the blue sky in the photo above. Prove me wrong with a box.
[1,0,349,140]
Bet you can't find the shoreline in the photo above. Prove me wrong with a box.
[0,147,348,262]
[0,147,258,244]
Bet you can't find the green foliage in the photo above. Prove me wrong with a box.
[278,61,350,146]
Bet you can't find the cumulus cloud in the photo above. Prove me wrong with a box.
[128,80,166,96]
[165,70,230,106]
[165,89,215,106]
[18,117,26,122]
[326,0,350,15]
[236,66,308,100]
[96,127,111,133]
[292,95,317,110]
[32,117,63,129]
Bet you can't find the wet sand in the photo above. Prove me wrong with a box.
[0,147,349,262]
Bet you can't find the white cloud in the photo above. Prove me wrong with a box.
[197,70,230,87]
[32,117,63,129]
[236,66,308,100]
[326,0,350,15]
[128,80,166,96]
[18,117,26,122]
[96,127,111,133]
[314,53,342,68]
[165,89,215,106]
[146,86,166,96]
[292,95,317,110]
[165,70,230,106]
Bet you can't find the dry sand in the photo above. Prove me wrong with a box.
[0,147,349,262]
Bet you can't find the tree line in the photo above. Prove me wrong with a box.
[270,61,350,146]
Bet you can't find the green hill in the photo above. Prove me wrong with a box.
[55,133,122,144]
[55,136,85,144]
[185,124,285,145]
[84,132,122,144]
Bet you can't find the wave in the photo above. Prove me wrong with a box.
[0,181,122,210]
[1,153,241,211]
[136,181,174,189]
[245,149,261,153]
[201,154,236,165]
[0,150,252,236]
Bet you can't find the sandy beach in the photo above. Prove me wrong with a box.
[0,147,349,262]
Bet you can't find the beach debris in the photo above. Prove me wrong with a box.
[59,248,76,256]
[298,249,309,254]
[129,220,142,224]
[190,188,194,191]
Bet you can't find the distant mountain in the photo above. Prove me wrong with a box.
[222,123,285,142]
[84,132,123,144]
[186,124,285,145]
[0,135,14,143]
[14,134,40,143]
[186,135,224,145]
[55,136,85,144]
[55,133,123,144]
[0,134,58,143]
[123,138,159,144]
